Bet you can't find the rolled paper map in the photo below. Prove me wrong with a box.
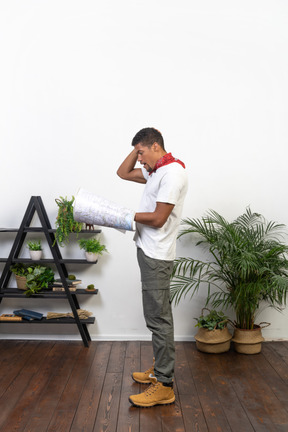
[73,188,136,231]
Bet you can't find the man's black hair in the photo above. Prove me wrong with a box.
[131,127,165,150]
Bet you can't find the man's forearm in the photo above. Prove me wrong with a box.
[134,203,175,228]
[117,150,146,183]
[135,212,162,228]
[117,150,138,179]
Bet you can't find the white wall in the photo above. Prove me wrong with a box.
[0,0,287,341]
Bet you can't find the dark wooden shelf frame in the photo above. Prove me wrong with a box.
[2,258,98,264]
[0,196,100,347]
[0,317,96,324]
[0,288,98,299]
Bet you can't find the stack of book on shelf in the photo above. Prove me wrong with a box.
[0,310,44,321]
[0,314,22,321]
[14,309,43,321]
[52,278,82,292]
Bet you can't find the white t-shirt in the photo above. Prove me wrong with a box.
[134,162,188,260]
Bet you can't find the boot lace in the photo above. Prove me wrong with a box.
[145,365,154,375]
[144,381,161,397]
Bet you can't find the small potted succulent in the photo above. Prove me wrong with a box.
[85,283,96,292]
[78,237,107,262]
[27,240,42,260]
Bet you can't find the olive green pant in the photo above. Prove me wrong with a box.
[137,248,174,384]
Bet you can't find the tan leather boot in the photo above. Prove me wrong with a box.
[129,376,175,408]
[132,359,155,384]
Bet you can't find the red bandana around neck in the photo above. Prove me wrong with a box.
[149,153,185,175]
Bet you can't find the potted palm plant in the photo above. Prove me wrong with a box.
[171,208,288,354]
[78,237,107,262]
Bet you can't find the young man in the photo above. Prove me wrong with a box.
[117,127,188,407]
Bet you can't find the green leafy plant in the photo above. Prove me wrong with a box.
[78,238,107,254]
[68,274,76,280]
[10,264,54,296]
[27,240,42,251]
[171,208,288,330]
[86,284,95,290]
[195,309,229,331]
[25,265,55,297]
[10,263,27,277]
[54,196,82,247]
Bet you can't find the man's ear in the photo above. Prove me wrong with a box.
[152,142,159,151]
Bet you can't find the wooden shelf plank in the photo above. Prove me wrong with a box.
[1,258,97,264]
[11,258,97,264]
[0,317,95,324]
[0,288,98,298]
[0,228,101,233]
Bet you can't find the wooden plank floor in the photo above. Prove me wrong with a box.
[0,340,287,431]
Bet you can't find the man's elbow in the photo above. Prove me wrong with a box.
[117,169,126,179]
[153,217,167,229]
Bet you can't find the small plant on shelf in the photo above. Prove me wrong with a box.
[10,263,29,289]
[86,284,96,291]
[78,238,107,254]
[27,240,42,251]
[10,263,55,296]
[10,263,28,277]
[54,196,82,247]
[78,237,107,262]
[25,265,55,297]
[27,240,42,260]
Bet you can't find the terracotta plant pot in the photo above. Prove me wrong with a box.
[195,327,232,353]
[232,325,265,354]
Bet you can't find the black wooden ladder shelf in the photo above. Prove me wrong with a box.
[0,196,100,347]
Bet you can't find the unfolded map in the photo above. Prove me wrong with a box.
[73,188,135,231]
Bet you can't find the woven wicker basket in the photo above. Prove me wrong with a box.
[232,326,265,354]
[195,327,232,353]
[15,275,27,290]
